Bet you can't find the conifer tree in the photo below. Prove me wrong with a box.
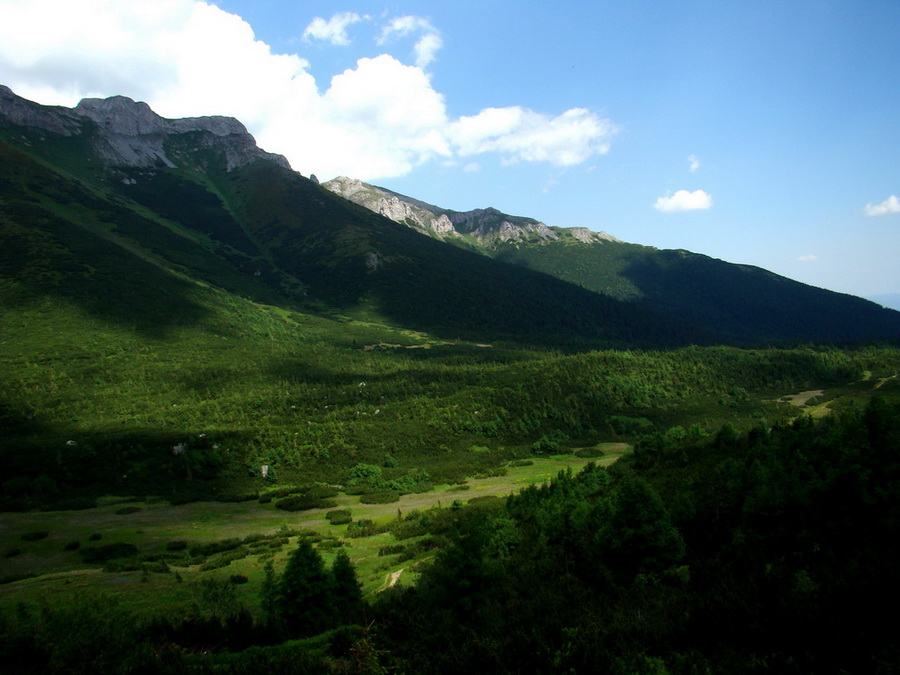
[276,539,332,636]
[331,549,364,625]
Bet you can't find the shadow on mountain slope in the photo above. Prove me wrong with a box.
[619,251,900,345]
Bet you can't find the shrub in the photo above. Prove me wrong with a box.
[326,509,353,525]
[64,541,81,551]
[4,548,22,558]
[378,544,405,557]
[346,519,384,538]
[575,448,604,458]
[103,558,140,573]
[166,540,188,551]
[88,533,102,541]
[508,459,534,467]
[275,496,338,512]
[81,543,139,564]
[344,485,375,496]
[359,491,400,504]
[304,485,338,499]
[230,574,249,584]
[189,538,242,557]
[20,531,49,542]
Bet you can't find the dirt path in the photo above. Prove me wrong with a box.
[377,568,404,593]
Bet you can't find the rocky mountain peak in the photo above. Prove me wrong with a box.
[74,96,166,136]
[0,85,289,171]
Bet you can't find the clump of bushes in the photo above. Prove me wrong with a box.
[166,540,188,552]
[574,448,604,458]
[103,559,140,573]
[346,519,384,538]
[471,467,507,479]
[359,491,400,504]
[326,509,352,525]
[63,541,80,551]
[531,430,570,454]
[81,543,139,564]
[189,538,243,558]
[275,495,338,512]
[20,531,49,542]
[509,459,534,467]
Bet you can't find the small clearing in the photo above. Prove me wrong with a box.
[779,390,825,407]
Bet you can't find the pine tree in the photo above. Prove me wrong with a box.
[331,549,364,625]
[277,539,332,636]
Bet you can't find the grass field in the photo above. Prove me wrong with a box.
[0,447,627,616]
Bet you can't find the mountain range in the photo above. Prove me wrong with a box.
[1,85,898,349]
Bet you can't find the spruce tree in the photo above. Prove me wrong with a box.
[331,549,364,625]
[277,539,332,636]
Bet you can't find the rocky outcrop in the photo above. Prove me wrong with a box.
[0,84,84,136]
[324,176,459,240]
[324,176,622,250]
[446,207,558,245]
[0,86,290,171]
[568,227,621,244]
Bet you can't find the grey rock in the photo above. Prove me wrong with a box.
[323,176,618,250]
[0,86,290,171]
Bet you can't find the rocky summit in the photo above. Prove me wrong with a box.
[0,85,289,171]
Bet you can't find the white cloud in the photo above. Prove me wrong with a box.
[797,254,818,262]
[303,12,364,46]
[0,0,617,180]
[688,154,700,172]
[450,107,617,166]
[376,15,442,68]
[654,189,713,212]
[865,195,900,216]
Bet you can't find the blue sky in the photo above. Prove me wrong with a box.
[1,1,898,300]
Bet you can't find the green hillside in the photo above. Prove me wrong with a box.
[2,89,900,674]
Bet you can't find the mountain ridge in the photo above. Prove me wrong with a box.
[1,85,899,347]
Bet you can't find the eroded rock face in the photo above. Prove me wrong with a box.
[323,174,624,251]
[570,227,622,244]
[0,87,290,171]
[325,176,460,240]
[0,85,83,136]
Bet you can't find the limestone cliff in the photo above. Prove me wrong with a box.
[323,175,620,250]
[0,85,290,171]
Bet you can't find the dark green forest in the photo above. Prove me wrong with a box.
[3,395,899,673]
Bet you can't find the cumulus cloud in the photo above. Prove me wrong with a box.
[688,154,700,172]
[0,0,616,180]
[303,12,364,46]
[654,189,713,212]
[865,195,900,216]
[797,254,818,262]
[450,107,617,165]
[376,15,442,68]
